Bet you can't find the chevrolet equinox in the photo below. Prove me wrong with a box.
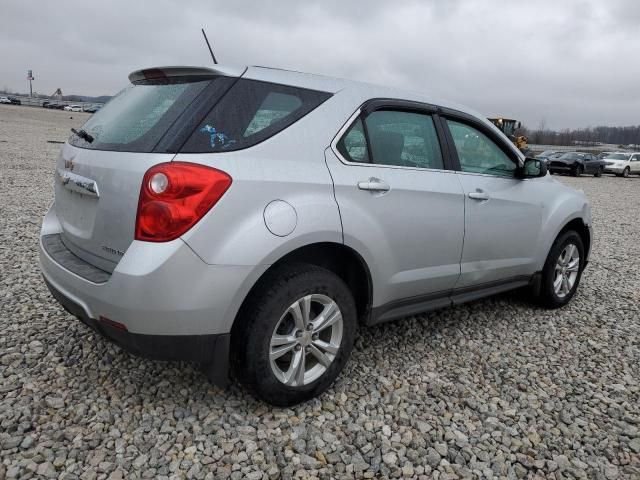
[40,65,593,406]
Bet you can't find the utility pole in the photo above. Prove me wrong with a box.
[27,70,34,97]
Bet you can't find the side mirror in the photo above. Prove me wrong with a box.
[517,158,547,178]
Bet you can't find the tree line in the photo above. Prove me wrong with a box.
[522,122,640,147]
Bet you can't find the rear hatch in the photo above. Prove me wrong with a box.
[54,66,242,272]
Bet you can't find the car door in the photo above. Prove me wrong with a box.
[325,101,465,314]
[441,115,543,289]
[631,154,640,173]
[584,154,599,174]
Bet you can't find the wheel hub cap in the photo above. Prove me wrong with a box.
[553,243,580,298]
[269,294,343,387]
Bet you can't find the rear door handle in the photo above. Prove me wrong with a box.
[357,178,390,192]
[468,190,490,201]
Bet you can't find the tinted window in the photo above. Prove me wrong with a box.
[447,120,516,177]
[181,79,331,153]
[68,77,213,152]
[364,110,443,169]
[336,117,369,163]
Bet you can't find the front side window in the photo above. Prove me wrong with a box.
[447,120,516,177]
[181,79,331,153]
[364,110,443,169]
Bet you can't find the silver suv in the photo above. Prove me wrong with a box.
[40,65,593,405]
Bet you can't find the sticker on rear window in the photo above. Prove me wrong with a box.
[200,124,236,150]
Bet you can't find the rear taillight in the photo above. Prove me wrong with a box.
[135,162,232,242]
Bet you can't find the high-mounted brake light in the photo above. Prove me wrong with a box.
[135,162,232,242]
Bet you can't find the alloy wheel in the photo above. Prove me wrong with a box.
[554,243,580,298]
[269,294,343,387]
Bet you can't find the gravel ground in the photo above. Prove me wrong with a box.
[1,103,639,479]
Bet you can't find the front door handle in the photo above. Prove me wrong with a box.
[357,178,390,192]
[468,190,490,201]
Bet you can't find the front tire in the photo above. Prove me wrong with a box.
[622,167,630,178]
[594,166,603,177]
[572,165,583,177]
[231,263,357,406]
[537,231,585,308]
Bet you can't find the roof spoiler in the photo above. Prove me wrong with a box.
[128,65,246,84]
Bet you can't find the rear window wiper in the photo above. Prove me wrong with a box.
[71,128,94,143]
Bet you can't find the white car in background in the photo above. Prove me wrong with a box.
[0,96,11,104]
[64,105,83,112]
[603,152,640,177]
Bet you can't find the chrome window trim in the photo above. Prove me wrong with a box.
[454,170,526,180]
[329,107,452,174]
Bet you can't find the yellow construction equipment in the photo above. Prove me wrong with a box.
[488,117,529,154]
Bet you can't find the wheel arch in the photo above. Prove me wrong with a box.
[538,214,591,270]
[232,242,373,335]
[557,218,591,262]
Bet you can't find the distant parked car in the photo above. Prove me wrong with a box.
[8,97,21,105]
[64,105,83,112]
[83,105,102,113]
[0,96,11,104]
[535,150,560,161]
[598,152,613,160]
[548,152,605,177]
[535,150,560,165]
[603,152,640,177]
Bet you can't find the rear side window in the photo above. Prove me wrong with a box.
[68,77,215,152]
[365,110,443,169]
[336,109,444,169]
[180,79,331,153]
[336,118,369,163]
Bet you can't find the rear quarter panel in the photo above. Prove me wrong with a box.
[174,94,362,266]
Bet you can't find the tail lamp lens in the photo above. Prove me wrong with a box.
[135,162,232,242]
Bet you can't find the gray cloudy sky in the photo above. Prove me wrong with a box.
[1,0,638,129]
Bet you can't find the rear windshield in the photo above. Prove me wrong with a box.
[179,79,332,153]
[69,77,331,154]
[69,77,215,152]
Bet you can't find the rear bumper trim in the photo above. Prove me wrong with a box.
[43,275,230,386]
[42,233,111,284]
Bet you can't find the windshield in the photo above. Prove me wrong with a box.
[559,153,581,160]
[607,153,630,160]
[68,77,215,152]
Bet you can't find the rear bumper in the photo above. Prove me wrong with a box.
[44,276,230,385]
[39,203,268,336]
[39,203,269,383]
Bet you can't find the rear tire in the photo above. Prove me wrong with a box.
[594,166,603,177]
[231,263,357,406]
[572,165,583,177]
[536,231,585,308]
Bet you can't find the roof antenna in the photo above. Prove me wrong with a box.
[201,28,218,64]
